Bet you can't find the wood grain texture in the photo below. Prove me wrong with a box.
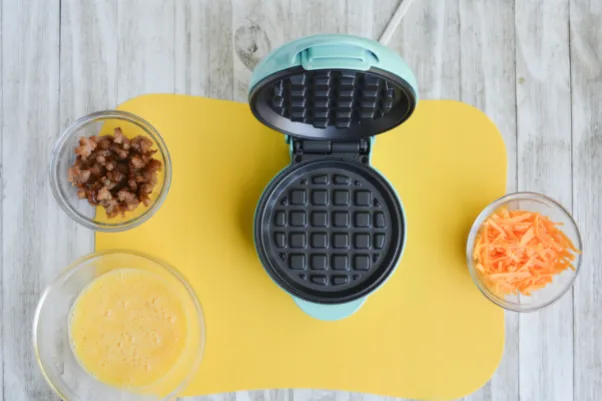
[2,0,601,400]
[117,0,176,101]
[59,0,113,259]
[515,1,574,401]
[232,0,276,101]
[570,0,602,400]
[1,0,61,400]
[204,0,234,100]
[175,0,235,99]
[390,0,461,100]
[458,1,519,401]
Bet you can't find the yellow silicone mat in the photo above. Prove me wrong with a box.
[96,94,507,400]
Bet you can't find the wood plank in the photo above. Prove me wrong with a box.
[183,393,236,401]
[291,390,399,401]
[175,0,210,97]
[232,0,277,102]
[116,0,176,102]
[287,0,348,37]
[1,0,61,400]
[54,3,119,397]
[345,0,375,38]
[570,0,602,400]
[458,1,519,400]
[61,0,118,116]
[515,1,574,401]
[391,0,461,100]
[237,390,292,401]
[175,0,233,100]
[292,390,351,401]
[374,0,405,44]
[59,0,116,256]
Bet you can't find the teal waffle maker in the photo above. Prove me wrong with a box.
[250,34,419,321]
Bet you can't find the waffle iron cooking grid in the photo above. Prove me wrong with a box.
[255,160,404,304]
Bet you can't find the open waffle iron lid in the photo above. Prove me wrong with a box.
[248,34,419,140]
[250,35,418,307]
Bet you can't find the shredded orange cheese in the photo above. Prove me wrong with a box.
[474,208,580,296]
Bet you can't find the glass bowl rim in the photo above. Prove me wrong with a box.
[32,249,206,401]
[49,110,172,232]
[466,191,583,313]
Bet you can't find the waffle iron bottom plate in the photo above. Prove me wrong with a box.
[255,159,405,304]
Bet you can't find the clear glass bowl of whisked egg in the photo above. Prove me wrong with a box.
[33,250,205,401]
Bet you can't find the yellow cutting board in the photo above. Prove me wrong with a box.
[96,94,506,400]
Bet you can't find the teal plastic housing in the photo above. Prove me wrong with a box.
[249,34,418,100]
[249,34,418,321]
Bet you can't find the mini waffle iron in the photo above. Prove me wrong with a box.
[250,34,418,320]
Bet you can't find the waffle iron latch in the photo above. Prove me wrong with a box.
[300,44,378,71]
[291,137,371,164]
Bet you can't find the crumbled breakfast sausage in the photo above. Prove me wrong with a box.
[67,128,162,218]
[74,137,97,158]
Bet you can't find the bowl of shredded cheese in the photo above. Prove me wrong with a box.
[466,192,582,312]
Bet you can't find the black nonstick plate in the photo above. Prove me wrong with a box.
[255,159,405,304]
[249,67,416,140]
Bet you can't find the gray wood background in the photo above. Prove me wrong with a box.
[1,0,601,400]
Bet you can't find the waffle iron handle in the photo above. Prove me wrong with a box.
[292,296,367,321]
[299,44,378,71]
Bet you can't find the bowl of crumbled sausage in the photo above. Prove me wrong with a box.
[50,111,172,232]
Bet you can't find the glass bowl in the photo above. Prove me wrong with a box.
[33,250,205,401]
[466,192,582,312]
[50,110,172,232]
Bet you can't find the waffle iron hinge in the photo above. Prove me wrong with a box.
[291,138,371,164]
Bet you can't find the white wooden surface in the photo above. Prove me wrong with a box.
[1,0,601,400]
